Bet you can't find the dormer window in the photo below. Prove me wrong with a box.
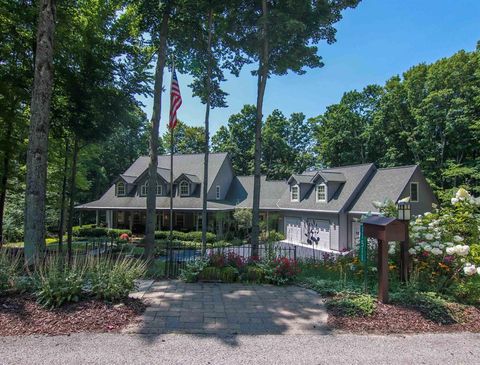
[117,182,126,196]
[291,185,299,202]
[179,180,189,196]
[140,181,148,196]
[216,185,221,200]
[316,183,327,202]
[156,183,163,196]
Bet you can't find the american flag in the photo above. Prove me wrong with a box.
[169,68,182,129]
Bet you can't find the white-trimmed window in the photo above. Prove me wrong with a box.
[140,181,148,196]
[410,182,419,202]
[117,182,126,196]
[179,180,190,196]
[156,183,163,196]
[215,185,221,200]
[291,185,299,202]
[316,183,327,202]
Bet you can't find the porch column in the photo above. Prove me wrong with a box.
[106,210,113,228]
[266,211,269,238]
[129,212,133,231]
[95,210,99,226]
[79,211,82,227]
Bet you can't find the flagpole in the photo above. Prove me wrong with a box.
[169,61,175,256]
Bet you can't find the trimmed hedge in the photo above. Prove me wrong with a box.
[72,225,131,239]
[154,230,216,243]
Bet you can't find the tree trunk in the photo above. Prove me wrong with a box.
[57,137,69,254]
[24,0,56,264]
[66,138,79,264]
[0,106,15,247]
[201,9,213,256]
[251,0,269,256]
[144,4,171,262]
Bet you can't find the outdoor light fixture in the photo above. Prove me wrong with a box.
[397,200,411,221]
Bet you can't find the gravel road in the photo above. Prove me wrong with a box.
[1,332,479,364]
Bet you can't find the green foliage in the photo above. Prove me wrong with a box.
[242,266,266,283]
[260,258,301,286]
[449,276,480,305]
[313,48,480,198]
[232,208,252,238]
[408,189,480,294]
[327,294,376,317]
[0,251,21,295]
[72,225,132,239]
[34,257,86,309]
[154,230,216,243]
[197,265,239,283]
[391,290,459,325]
[86,256,147,301]
[179,258,209,283]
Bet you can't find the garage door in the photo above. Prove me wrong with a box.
[285,217,302,244]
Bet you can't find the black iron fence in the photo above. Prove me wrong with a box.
[164,243,297,278]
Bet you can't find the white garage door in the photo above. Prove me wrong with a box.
[304,219,330,250]
[285,217,302,244]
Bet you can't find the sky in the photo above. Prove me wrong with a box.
[136,0,480,136]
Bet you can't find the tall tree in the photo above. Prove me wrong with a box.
[313,85,384,167]
[262,110,315,179]
[229,0,361,252]
[211,105,257,175]
[141,0,172,261]
[24,0,56,263]
[162,121,205,154]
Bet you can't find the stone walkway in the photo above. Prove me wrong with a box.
[125,281,329,336]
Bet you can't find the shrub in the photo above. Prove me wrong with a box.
[198,266,222,281]
[391,290,458,324]
[267,230,285,242]
[219,266,238,282]
[179,258,209,283]
[35,257,86,308]
[327,294,376,317]
[300,277,344,297]
[408,188,480,293]
[154,230,216,243]
[242,266,266,283]
[209,252,226,268]
[107,228,132,239]
[0,251,21,295]
[225,251,245,269]
[263,257,301,285]
[449,276,480,305]
[72,225,132,239]
[196,266,239,282]
[86,256,147,301]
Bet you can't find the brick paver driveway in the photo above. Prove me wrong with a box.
[126,281,328,335]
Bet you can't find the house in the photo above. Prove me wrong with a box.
[76,152,437,253]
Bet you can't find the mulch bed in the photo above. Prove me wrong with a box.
[0,294,145,336]
[328,302,480,334]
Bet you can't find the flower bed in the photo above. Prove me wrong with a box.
[179,251,300,285]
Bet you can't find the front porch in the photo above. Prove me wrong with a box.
[82,209,283,237]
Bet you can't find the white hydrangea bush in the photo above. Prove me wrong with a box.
[408,188,480,287]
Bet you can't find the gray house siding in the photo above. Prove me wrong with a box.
[399,167,438,216]
[207,156,234,200]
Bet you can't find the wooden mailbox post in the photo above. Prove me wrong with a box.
[362,216,408,303]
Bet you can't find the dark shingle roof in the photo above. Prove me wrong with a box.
[348,165,418,213]
[76,153,231,210]
[277,163,375,212]
[226,176,286,209]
